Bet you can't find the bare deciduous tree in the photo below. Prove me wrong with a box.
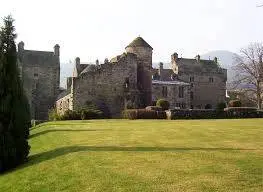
[233,43,263,109]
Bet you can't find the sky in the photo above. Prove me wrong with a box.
[1,0,263,64]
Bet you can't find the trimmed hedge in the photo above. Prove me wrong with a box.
[224,107,261,118]
[145,106,163,111]
[166,109,219,120]
[166,107,263,120]
[49,109,104,121]
[122,109,167,120]
[80,109,103,120]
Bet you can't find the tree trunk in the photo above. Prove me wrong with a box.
[257,80,262,109]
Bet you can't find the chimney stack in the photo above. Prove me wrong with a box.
[54,44,60,56]
[75,57,80,65]
[214,57,218,64]
[196,55,200,62]
[18,41,24,52]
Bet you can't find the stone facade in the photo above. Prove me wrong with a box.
[171,54,227,109]
[152,80,190,109]
[57,37,155,117]
[57,37,227,117]
[18,42,60,120]
[152,54,227,109]
[17,37,227,119]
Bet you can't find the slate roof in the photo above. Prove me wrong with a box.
[177,58,218,67]
[57,89,71,100]
[76,64,89,75]
[126,37,153,49]
[80,64,97,75]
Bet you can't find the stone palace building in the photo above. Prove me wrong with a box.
[17,37,227,119]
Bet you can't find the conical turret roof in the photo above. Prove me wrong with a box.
[126,37,153,49]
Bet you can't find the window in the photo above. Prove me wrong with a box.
[209,77,214,83]
[162,86,168,97]
[34,73,38,77]
[190,76,194,82]
[179,86,184,98]
[124,78,129,90]
[190,91,194,100]
[176,103,186,109]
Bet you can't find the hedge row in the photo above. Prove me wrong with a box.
[166,109,220,120]
[49,109,104,121]
[122,109,167,120]
[224,107,263,118]
[167,107,263,120]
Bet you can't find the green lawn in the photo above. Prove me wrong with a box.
[0,119,263,192]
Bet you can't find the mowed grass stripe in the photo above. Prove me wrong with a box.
[0,119,262,192]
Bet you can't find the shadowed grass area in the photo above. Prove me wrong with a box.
[0,119,262,192]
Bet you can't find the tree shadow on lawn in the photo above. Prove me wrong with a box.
[30,122,93,131]
[19,146,258,170]
[29,129,109,139]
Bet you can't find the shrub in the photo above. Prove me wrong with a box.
[80,109,103,120]
[60,110,81,120]
[156,99,170,110]
[205,104,212,109]
[216,102,227,111]
[85,101,111,118]
[228,100,241,107]
[48,108,61,121]
[224,107,258,118]
[122,109,166,120]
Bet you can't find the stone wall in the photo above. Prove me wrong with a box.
[18,42,60,120]
[56,93,73,115]
[72,53,139,117]
[152,81,190,109]
[171,55,227,109]
[126,46,153,106]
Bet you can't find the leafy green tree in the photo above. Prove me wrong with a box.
[0,16,31,172]
[156,99,170,110]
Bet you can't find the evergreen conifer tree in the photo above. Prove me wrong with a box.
[0,15,31,172]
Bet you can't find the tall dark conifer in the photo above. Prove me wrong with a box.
[0,16,30,172]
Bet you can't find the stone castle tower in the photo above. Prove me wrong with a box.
[18,41,60,120]
[125,37,153,106]
[56,37,154,117]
